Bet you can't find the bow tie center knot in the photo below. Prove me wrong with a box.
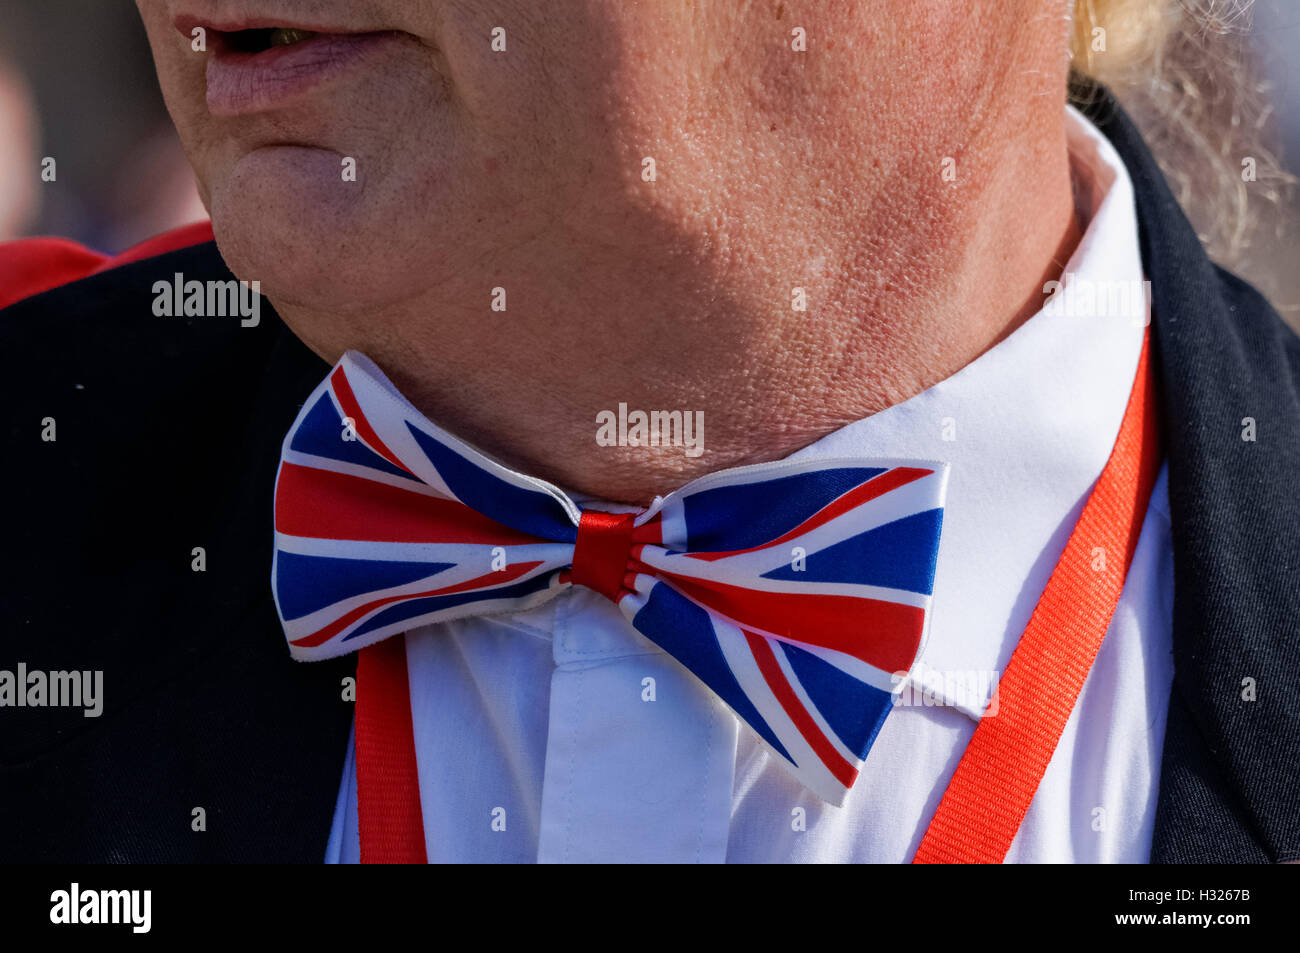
[570,510,639,602]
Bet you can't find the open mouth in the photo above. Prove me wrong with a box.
[221,27,322,54]
[185,19,411,116]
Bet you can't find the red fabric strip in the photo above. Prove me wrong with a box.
[0,221,214,312]
[92,220,215,272]
[356,637,427,864]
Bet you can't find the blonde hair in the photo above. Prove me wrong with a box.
[1067,0,1294,291]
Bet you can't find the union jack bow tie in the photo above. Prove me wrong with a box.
[273,352,949,804]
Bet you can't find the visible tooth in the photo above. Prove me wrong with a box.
[270,28,315,46]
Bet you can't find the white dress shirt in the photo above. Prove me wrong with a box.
[325,105,1174,863]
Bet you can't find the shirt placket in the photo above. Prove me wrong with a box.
[536,587,737,863]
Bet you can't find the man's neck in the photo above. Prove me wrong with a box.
[277,107,1082,505]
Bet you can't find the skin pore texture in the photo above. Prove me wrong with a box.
[137,0,1082,504]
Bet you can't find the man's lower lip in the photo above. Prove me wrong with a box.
[205,31,407,116]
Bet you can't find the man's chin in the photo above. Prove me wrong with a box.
[208,150,430,314]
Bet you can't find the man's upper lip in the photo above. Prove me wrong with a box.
[173,13,379,38]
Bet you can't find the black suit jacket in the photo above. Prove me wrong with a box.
[1,89,1297,863]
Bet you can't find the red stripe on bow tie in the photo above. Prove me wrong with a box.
[276,463,548,546]
[746,631,859,788]
[661,573,925,674]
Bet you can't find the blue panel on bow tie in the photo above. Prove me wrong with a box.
[762,508,944,594]
[680,466,887,552]
[276,551,456,621]
[777,641,893,760]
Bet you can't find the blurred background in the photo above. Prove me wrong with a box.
[0,1,1296,322]
[0,3,207,253]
